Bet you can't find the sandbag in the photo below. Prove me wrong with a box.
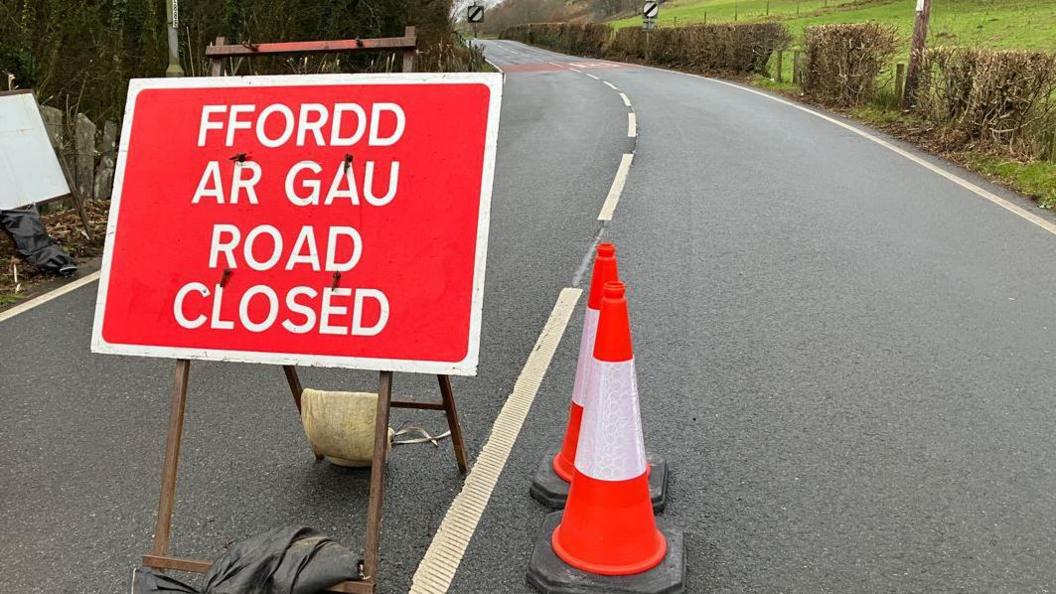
[132,526,361,594]
[301,389,392,467]
[0,205,76,276]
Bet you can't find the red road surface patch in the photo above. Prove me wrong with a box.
[502,63,568,73]
[565,61,628,70]
[502,60,635,73]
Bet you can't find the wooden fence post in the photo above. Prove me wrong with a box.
[39,106,63,148]
[94,121,118,200]
[904,0,932,107]
[402,26,417,72]
[792,49,802,85]
[895,63,906,104]
[74,113,96,200]
[774,50,783,83]
[209,37,227,76]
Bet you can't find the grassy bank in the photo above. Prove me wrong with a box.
[611,0,1056,53]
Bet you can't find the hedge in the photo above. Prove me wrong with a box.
[917,47,1056,155]
[803,23,899,106]
[608,23,789,74]
[500,23,611,57]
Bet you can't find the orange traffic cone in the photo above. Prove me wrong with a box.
[528,280,685,593]
[553,280,664,575]
[531,245,668,512]
[553,243,618,482]
[530,244,620,509]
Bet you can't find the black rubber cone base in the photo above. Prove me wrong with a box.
[529,450,668,512]
[527,511,686,594]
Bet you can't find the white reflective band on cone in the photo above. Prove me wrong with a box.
[570,308,600,407]
[575,358,647,481]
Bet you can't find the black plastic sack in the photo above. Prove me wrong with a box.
[132,526,361,594]
[0,206,76,276]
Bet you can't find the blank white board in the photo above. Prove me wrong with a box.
[0,91,71,210]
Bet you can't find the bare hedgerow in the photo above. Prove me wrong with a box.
[500,23,611,57]
[803,23,899,107]
[917,47,1056,156]
[607,22,790,74]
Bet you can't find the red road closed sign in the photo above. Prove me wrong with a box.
[91,74,502,375]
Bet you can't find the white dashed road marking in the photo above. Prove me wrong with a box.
[598,153,635,221]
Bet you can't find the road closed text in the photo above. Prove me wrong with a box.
[173,225,388,336]
[172,101,406,338]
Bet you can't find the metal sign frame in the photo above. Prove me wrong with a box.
[134,29,478,594]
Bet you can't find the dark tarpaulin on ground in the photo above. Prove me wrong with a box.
[132,526,361,594]
[0,205,76,276]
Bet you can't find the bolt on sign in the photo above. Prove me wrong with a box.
[92,74,502,375]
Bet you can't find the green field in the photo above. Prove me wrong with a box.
[611,0,1056,52]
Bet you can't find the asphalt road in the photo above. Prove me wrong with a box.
[4,38,1056,593]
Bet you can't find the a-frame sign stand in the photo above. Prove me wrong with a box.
[139,27,469,594]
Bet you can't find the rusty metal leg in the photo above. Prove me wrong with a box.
[150,359,191,559]
[437,375,469,474]
[282,365,305,413]
[283,365,323,461]
[362,371,393,584]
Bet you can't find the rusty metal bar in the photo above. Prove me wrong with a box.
[282,365,305,413]
[206,35,415,60]
[438,375,469,474]
[390,399,445,411]
[150,359,190,558]
[142,554,211,573]
[143,554,373,593]
[327,581,374,594]
[362,371,393,583]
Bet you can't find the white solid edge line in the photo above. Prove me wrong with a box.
[0,271,101,324]
[619,92,631,107]
[409,288,583,594]
[634,62,1056,237]
[599,153,635,221]
[483,57,504,73]
[628,112,637,138]
[603,80,619,91]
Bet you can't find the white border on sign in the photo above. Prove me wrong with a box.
[90,73,503,377]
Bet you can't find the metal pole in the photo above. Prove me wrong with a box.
[903,0,932,107]
[165,0,185,77]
